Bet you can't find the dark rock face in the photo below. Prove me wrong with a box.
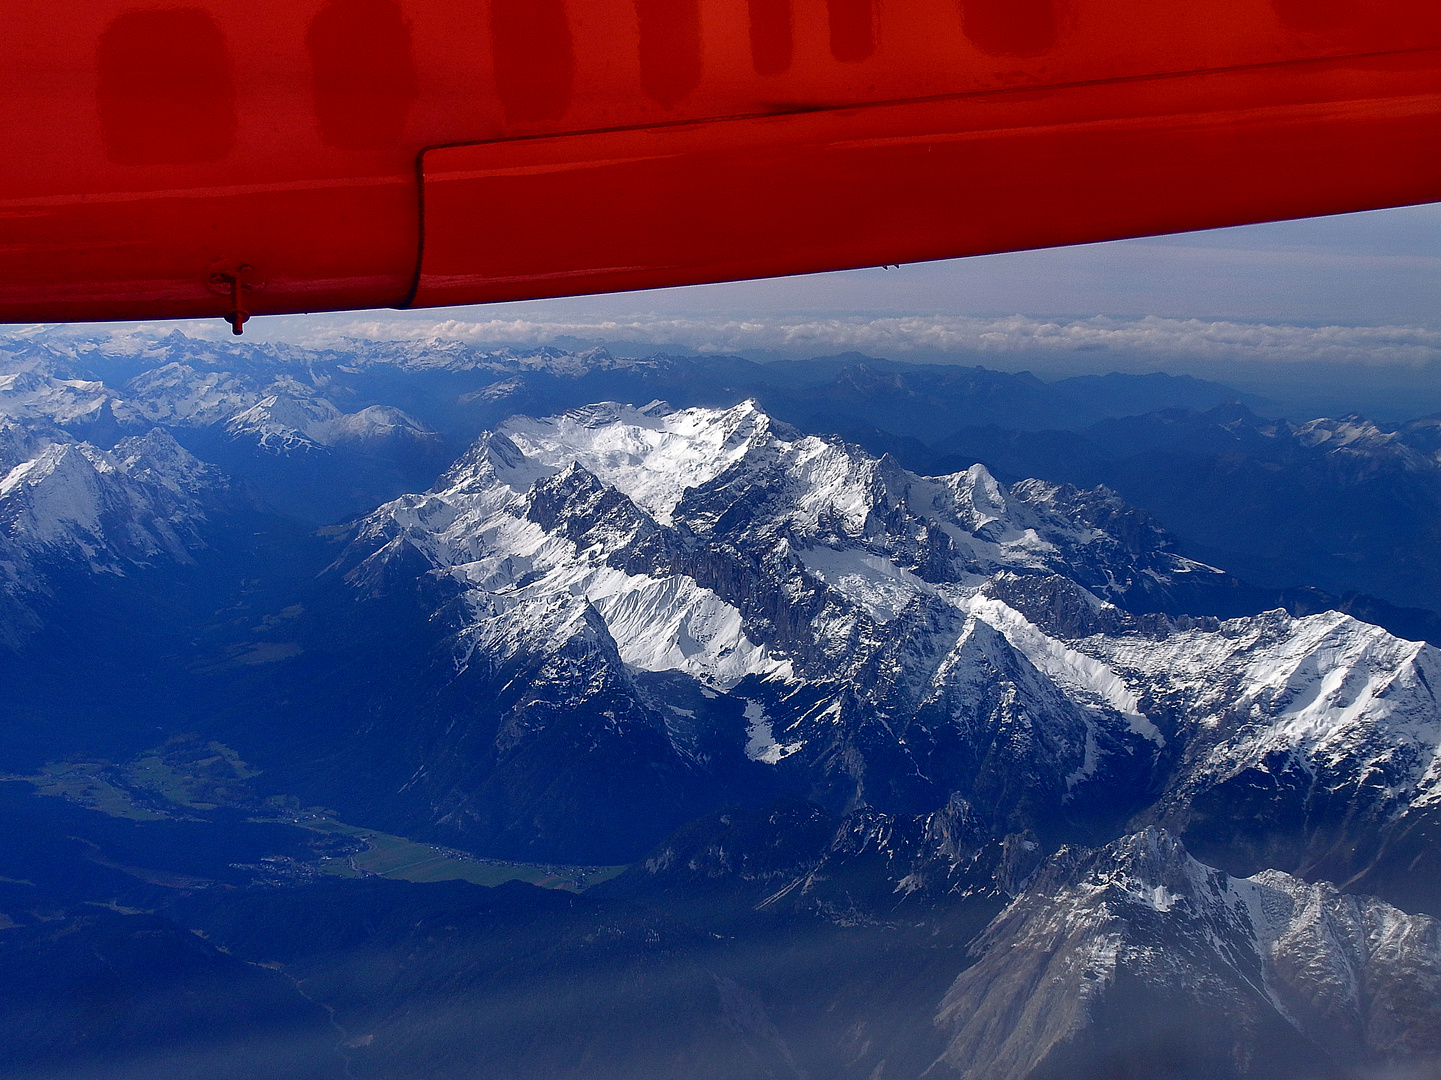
[427,607,714,862]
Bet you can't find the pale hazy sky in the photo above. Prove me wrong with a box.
[102,201,1441,417]
[426,200,1441,326]
[221,200,1441,354]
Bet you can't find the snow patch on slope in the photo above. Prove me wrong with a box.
[800,545,933,623]
[744,699,801,764]
[963,593,1162,746]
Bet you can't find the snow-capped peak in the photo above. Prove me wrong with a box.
[497,400,778,526]
[354,409,791,691]
[0,424,220,608]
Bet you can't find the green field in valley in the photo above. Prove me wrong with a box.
[305,819,625,890]
[7,742,626,893]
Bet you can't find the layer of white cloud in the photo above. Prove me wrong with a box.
[121,312,1441,370]
[18,202,1441,373]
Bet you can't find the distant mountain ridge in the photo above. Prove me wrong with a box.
[3,329,1266,445]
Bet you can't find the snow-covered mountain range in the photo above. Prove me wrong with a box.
[320,401,1440,924]
[12,326,1441,619]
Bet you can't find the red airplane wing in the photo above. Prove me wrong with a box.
[1,0,1439,329]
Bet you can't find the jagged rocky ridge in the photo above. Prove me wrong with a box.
[593,811,1441,1079]
[932,827,1441,1080]
[318,402,1441,919]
